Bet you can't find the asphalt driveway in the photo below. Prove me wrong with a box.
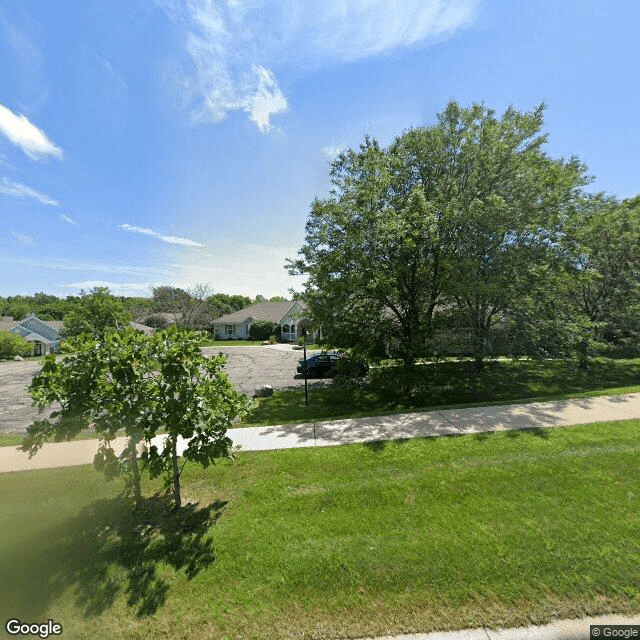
[0,345,326,435]
[204,344,328,396]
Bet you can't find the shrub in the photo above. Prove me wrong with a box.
[267,335,278,344]
[143,313,170,329]
[0,331,32,359]
[249,321,280,341]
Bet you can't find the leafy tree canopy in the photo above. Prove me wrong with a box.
[289,100,590,371]
[61,287,133,340]
[23,326,252,510]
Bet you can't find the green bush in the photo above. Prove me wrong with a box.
[0,331,32,359]
[249,321,280,341]
[143,314,170,329]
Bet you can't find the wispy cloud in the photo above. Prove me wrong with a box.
[322,144,345,160]
[58,213,77,226]
[61,280,160,296]
[0,103,63,160]
[158,0,478,132]
[245,66,288,133]
[119,223,204,247]
[0,176,59,205]
[167,240,306,296]
[14,256,162,277]
[10,230,34,244]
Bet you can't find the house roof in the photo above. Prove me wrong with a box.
[213,301,307,325]
[1,314,153,337]
[3,315,63,342]
[130,321,155,335]
[0,317,64,332]
[20,331,54,344]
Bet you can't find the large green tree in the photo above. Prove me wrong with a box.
[23,326,252,510]
[562,193,640,363]
[61,287,132,340]
[289,100,589,372]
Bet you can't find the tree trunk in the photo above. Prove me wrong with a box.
[171,435,181,510]
[128,440,142,509]
[578,338,590,370]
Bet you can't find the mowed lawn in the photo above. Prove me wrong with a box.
[0,420,638,639]
[244,357,640,427]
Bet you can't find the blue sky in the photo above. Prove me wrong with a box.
[0,0,638,299]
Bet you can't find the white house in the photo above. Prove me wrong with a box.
[212,300,318,342]
[1,314,63,355]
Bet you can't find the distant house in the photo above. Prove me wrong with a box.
[1,314,63,355]
[212,300,318,342]
[0,314,156,356]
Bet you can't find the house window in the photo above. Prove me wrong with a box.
[282,324,289,333]
[225,324,235,336]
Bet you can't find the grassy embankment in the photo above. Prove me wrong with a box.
[243,356,640,427]
[0,419,638,639]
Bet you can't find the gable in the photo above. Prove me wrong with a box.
[9,315,61,343]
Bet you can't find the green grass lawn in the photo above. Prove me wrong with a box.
[1,419,638,639]
[243,357,640,427]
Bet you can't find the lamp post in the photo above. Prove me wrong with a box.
[302,329,308,407]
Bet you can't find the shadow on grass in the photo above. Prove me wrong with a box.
[1,494,225,621]
[473,426,549,442]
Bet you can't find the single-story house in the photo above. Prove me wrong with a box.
[212,300,319,342]
[1,314,63,355]
[0,315,156,356]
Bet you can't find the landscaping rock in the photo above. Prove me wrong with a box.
[13,356,24,361]
[254,384,274,398]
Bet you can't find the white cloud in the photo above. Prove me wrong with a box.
[118,223,204,247]
[61,280,160,296]
[166,241,306,297]
[0,103,63,160]
[159,0,479,132]
[0,176,59,205]
[15,256,162,277]
[10,230,34,244]
[245,66,288,133]
[58,213,78,226]
[322,144,345,159]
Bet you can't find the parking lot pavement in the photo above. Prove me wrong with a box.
[203,344,328,397]
[0,359,60,435]
[0,345,327,435]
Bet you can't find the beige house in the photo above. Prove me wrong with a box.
[212,301,318,342]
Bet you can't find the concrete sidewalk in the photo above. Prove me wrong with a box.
[356,613,640,640]
[2,392,640,473]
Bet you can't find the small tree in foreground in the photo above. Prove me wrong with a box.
[22,326,252,510]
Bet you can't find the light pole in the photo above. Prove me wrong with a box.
[302,329,308,407]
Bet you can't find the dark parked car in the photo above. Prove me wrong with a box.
[297,352,368,378]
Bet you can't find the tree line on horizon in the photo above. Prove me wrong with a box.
[0,288,294,330]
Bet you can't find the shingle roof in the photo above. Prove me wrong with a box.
[130,321,155,335]
[0,317,63,334]
[213,301,307,324]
